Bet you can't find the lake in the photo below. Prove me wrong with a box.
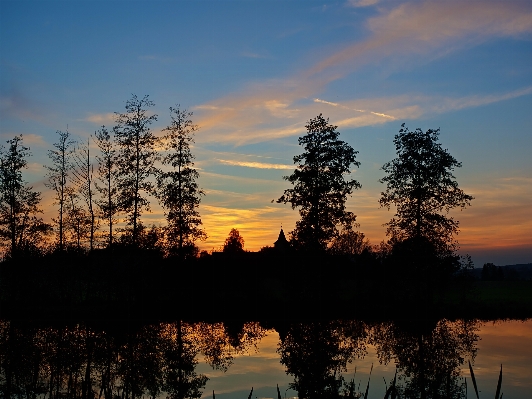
[1,318,530,398]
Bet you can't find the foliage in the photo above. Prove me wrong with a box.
[157,106,206,258]
[277,114,360,252]
[45,130,76,251]
[0,136,50,257]
[223,228,245,254]
[328,228,371,256]
[379,124,473,253]
[114,94,159,246]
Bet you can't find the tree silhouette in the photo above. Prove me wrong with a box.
[328,229,371,256]
[70,139,97,251]
[64,191,91,250]
[277,114,361,251]
[157,106,206,258]
[45,129,76,251]
[379,124,473,252]
[223,228,244,254]
[114,94,159,246]
[94,126,119,248]
[0,136,50,257]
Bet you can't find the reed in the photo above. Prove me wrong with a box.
[468,361,503,399]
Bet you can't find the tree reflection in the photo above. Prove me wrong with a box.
[276,319,479,399]
[0,320,265,399]
[277,320,368,399]
[371,319,480,399]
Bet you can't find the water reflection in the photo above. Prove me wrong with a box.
[371,319,479,399]
[0,321,265,399]
[0,319,483,398]
[278,320,368,399]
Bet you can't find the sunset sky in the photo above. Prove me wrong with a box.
[1,0,531,266]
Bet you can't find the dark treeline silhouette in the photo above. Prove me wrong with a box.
[2,100,528,321]
[0,318,481,399]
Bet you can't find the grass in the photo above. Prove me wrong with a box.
[473,280,532,306]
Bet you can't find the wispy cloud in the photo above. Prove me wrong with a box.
[191,1,532,146]
[218,159,293,170]
[84,112,116,125]
[0,89,51,124]
[138,54,175,63]
[347,0,380,8]
[241,51,271,59]
[314,98,396,120]
[194,87,531,145]
[457,176,532,250]
[0,133,46,147]
[200,204,296,251]
[309,0,532,76]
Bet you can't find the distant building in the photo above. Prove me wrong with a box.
[274,228,289,252]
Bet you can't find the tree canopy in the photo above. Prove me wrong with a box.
[277,114,360,251]
[0,136,49,256]
[379,124,473,252]
[157,105,206,258]
[223,228,245,254]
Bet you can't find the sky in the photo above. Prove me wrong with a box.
[1,0,531,266]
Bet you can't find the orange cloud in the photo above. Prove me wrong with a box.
[218,159,293,170]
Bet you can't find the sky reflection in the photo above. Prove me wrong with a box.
[198,319,532,399]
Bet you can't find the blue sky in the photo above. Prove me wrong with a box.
[1,0,531,265]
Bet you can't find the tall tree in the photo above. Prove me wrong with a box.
[379,124,473,252]
[70,139,97,250]
[277,114,361,251]
[114,94,158,246]
[157,106,205,258]
[45,129,76,251]
[223,228,244,254]
[94,126,119,248]
[0,136,49,257]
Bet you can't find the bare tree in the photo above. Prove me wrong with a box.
[94,126,119,248]
[45,130,76,251]
[64,191,91,250]
[70,138,98,250]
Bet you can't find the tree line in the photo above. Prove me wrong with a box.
[0,94,473,266]
[1,95,205,259]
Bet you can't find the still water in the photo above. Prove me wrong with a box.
[197,319,532,399]
[1,319,530,398]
